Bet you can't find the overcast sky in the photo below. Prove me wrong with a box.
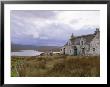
[11,10,100,46]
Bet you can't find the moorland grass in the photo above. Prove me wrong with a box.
[11,55,100,77]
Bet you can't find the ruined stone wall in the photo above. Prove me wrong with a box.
[60,29,100,56]
[89,33,100,56]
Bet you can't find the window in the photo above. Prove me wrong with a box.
[81,41,83,45]
[68,42,70,45]
[93,48,95,51]
[68,41,71,45]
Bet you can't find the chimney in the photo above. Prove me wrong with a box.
[94,28,100,35]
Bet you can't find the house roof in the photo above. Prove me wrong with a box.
[64,28,100,46]
[70,34,95,45]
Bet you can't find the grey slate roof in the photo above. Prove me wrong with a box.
[70,34,95,45]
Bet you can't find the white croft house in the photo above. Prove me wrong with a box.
[60,28,100,56]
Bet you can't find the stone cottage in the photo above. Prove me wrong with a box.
[60,28,100,56]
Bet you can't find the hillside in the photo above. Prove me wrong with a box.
[11,55,100,77]
[11,43,61,52]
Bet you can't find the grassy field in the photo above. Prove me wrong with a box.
[11,55,100,77]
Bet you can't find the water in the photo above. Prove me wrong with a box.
[11,50,44,56]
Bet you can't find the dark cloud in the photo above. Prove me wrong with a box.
[11,10,57,19]
[11,10,99,46]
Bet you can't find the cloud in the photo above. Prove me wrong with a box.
[39,36,49,40]
[11,10,99,46]
[11,10,57,19]
[57,11,99,30]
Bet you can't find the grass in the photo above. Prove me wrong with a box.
[11,55,100,77]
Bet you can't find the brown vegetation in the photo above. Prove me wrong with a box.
[11,55,100,77]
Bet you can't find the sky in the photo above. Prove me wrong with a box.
[11,10,100,46]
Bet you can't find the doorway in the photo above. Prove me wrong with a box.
[74,46,77,56]
[63,48,65,54]
[82,48,85,55]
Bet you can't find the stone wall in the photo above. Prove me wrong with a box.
[60,29,100,56]
[89,33,100,56]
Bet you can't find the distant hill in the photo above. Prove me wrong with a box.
[11,43,61,52]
